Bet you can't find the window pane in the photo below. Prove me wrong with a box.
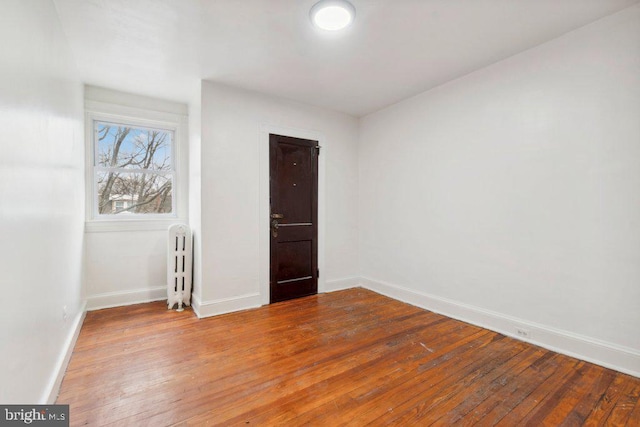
[95,122,172,171]
[97,171,173,215]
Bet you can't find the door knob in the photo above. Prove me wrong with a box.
[271,213,284,219]
[271,219,279,238]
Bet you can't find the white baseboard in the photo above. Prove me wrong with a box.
[361,277,640,378]
[191,292,262,319]
[191,276,362,319]
[42,301,87,404]
[86,286,166,311]
[325,276,361,292]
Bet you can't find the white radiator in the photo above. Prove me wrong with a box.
[167,224,192,312]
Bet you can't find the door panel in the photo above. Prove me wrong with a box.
[270,134,318,303]
[277,240,313,282]
[276,143,314,222]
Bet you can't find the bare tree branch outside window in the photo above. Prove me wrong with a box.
[95,121,174,215]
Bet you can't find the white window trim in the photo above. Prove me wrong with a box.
[85,100,188,232]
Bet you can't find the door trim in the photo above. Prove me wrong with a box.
[259,124,326,305]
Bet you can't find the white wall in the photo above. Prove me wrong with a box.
[84,230,168,308]
[83,86,189,310]
[0,0,85,403]
[188,86,203,302]
[359,6,640,374]
[198,82,359,315]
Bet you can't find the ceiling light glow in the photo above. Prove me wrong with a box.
[310,0,355,31]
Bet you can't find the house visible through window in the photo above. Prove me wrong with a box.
[94,121,175,216]
[113,200,125,212]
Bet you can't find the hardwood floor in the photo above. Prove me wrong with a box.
[57,288,640,426]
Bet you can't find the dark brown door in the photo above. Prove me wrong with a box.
[269,134,318,303]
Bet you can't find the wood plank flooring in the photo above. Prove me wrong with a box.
[57,288,640,426]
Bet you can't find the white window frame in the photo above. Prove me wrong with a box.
[114,200,125,210]
[92,119,176,218]
[85,100,188,232]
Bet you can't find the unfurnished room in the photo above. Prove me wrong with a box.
[1,0,639,425]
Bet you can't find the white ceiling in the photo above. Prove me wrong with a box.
[53,0,639,117]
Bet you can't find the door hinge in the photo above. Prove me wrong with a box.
[315,145,321,155]
[317,268,320,278]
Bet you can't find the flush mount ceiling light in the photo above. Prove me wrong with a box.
[310,0,356,31]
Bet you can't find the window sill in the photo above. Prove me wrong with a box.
[85,218,188,233]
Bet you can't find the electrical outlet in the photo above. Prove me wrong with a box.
[515,327,531,339]
[63,305,68,321]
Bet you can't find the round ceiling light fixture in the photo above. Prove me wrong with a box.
[310,0,356,31]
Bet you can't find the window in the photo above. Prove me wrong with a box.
[114,200,125,212]
[93,121,175,216]
[84,96,187,231]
